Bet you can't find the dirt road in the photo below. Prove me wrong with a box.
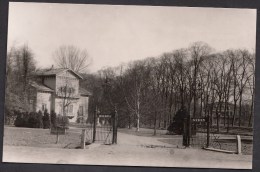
[3,132,252,169]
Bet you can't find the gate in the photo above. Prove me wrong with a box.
[84,108,118,145]
[183,115,230,150]
[183,115,210,148]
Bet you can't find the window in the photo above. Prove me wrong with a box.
[59,104,63,115]
[42,104,47,112]
[68,105,73,114]
[79,106,83,116]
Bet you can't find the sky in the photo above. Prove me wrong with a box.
[8,2,257,73]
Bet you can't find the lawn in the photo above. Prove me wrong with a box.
[4,126,253,155]
[4,126,82,149]
[118,127,174,138]
[118,127,253,155]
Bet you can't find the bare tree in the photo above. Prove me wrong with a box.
[247,52,255,127]
[5,44,36,112]
[123,61,152,131]
[56,77,77,119]
[188,42,212,117]
[53,45,91,73]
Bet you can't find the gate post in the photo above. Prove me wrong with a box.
[183,117,188,146]
[112,105,118,144]
[81,129,86,149]
[183,115,191,147]
[206,115,210,148]
[187,114,191,147]
[93,106,97,142]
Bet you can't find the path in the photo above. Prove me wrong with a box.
[2,131,252,169]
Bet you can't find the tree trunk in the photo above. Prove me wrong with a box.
[153,112,157,136]
[248,93,254,127]
[232,102,237,126]
[238,93,243,127]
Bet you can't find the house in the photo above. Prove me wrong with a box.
[206,102,252,127]
[29,68,91,123]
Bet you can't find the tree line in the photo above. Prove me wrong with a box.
[82,42,255,132]
[5,44,91,124]
[5,42,255,133]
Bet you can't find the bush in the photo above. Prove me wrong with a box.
[37,110,44,128]
[4,108,16,125]
[13,109,68,129]
[167,106,188,135]
[14,111,24,127]
[14,110,44,128]
[27,112,38,128]
[50,110,57,127]
[56,115,69,129]
[42,109,50,129]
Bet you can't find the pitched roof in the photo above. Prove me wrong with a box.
[36,68,83,79]
[79,87,91,96]
[30,82,54,92]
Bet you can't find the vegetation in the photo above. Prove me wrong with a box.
[5,42,255,134]
[14,110,44,128]
[81,42,255,133]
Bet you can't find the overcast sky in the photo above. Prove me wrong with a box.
[8,2,256,73]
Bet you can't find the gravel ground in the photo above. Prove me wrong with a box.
[3,126,252,169]
[3,135,252,169]
[4,126,82,148]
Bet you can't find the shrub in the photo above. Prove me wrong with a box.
[50,110,57,127]
[14,111,24,127]
[42,109,50,129]
[23,112,30,127]
[4,108,16,125]
[36,110,43,128]
[27,112,38,128]
[167,106,188,135]
[56,115,69,129]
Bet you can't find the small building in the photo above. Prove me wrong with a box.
[29,68,91,123]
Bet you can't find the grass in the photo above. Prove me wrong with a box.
[118,127,253,155]
[4,126,253,155]
[4,126,82,149]
[118,127,175,138]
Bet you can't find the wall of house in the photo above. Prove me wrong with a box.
[56,71,79,97]
[28,88,37,112]
[54,97,80,123]
[43,76,56,90]
[79,96,89,121]
[36,92,52,113]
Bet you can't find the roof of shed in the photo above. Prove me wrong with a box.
[36,68,83,79]
[79,87,91,96]
[30,82,54,92]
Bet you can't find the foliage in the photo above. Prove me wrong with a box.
[14,110,46,128]
[42,109,50,129]
[167,107,189,135]
[53,45,92,73]
[4,108,16,125]
[56,115,70,129]
[5,44,36,112]
[83,42,255,132]
[50,110,57,127]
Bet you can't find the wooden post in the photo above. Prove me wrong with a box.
[187,115,191,147]
[236,135,242,154]
[56,127,59,144]
[81,129,86,149]
[112,105,118,144]
[93,107,97,143]
[183,118,187,146]
[206,115,210,148]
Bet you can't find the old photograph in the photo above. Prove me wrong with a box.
[2,2,256,169]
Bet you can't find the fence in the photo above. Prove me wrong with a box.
[182,115,247,154]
